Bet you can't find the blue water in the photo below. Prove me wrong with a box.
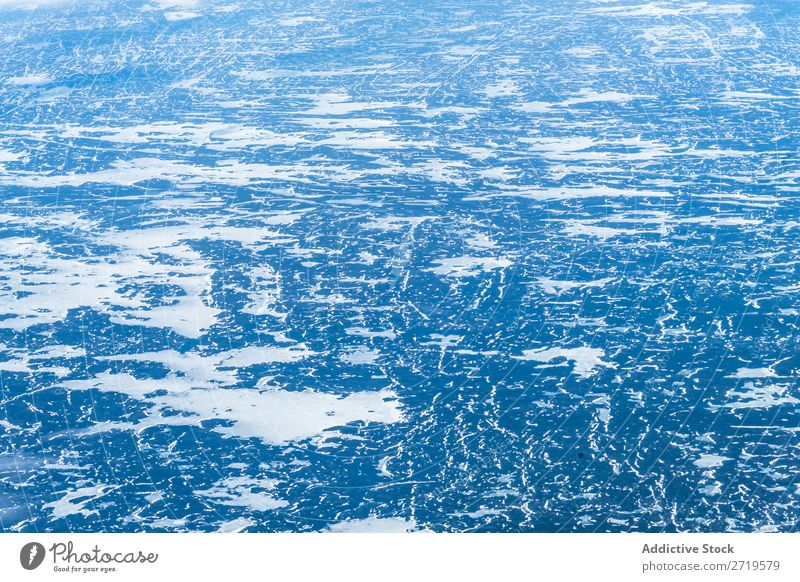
[1,0,800,532]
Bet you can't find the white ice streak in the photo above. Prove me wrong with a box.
[537,277,614,295]
[426,256,511,278]
[588,3,751,18]
[0,157,363,188]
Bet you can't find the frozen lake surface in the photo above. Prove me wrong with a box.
[1,0,800,532]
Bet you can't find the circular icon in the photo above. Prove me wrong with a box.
[20,542,46,570]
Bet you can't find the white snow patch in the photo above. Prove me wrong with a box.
[59,373,404,446]
[724,384,799,410]
[694,454,732,469]
[303,93,399,116]
[196,476,287,511]
[727,367,776,379]
[482,80,519,98]
[217,517,255,532]
[6,73,51,86]
[44,485,117,519]
[515,346,612,378]
[325,517,418,532]
[340,346,382,365]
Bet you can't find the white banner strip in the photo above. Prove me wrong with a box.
[1,533,796,581]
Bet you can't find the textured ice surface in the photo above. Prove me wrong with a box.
[2,0,800,533]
